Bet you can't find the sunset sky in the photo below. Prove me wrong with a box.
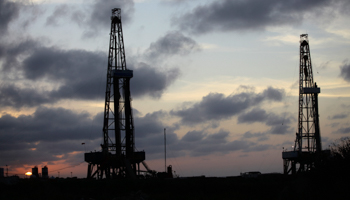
[1,0,350,178]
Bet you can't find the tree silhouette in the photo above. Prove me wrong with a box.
[329,137,350,176]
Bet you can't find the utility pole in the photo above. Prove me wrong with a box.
[164,128,166,172]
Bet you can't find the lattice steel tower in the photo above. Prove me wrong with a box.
[85,8,146,179]
[282,34,323,175]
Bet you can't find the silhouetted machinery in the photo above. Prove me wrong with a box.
[85,8,152,179]
[282,34,329,175]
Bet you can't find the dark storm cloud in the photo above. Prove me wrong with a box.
[145,31,201,61]
[340,61,350,82]
[0,107,102,167]
[171,87,285,125]
[0,0,21,34]
[131,62,180,99]
[172,0,349,35]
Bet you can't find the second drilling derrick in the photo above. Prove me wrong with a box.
[282,34,328,175]
[84,8,147,179]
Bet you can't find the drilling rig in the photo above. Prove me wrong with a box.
[282,34,329,175]
[84,8,150,179]
[282,34,330,174]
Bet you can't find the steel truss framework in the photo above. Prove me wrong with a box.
[282,34,323,175]
[84,8,148,179]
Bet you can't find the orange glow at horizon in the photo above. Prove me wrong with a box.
[25,172,32,176]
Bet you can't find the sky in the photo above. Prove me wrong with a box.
[1,0,350,178]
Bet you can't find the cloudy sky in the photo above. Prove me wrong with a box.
[1,0,350,178]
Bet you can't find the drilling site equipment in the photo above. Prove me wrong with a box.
[84,8,151,179]
[282,34,329,175]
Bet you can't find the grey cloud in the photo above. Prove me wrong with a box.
[336,126,350,134]
[238,108,294,135]
[242,131,269,141]
[181,130,206,142]
[84,0,135,38]
[161,0,192,5]
[0,107,101,143]
[0,107,102,167]
[70,10,86,27]
[237,108,267,124]
[263,87,285,101]
[134,110,167,138]
[131,62,180,99]
[178,130,264,157]
[0,39,180,108]
[0,84,54,108]
[206,130,229,142]
[42,0,134,38]
[340,61,350,82]
[45,4,69,26]
[22,47,105,82]
[136,117,234,158]
[132,110,181,157]
[145,31,201,61]
[270,124,292,135]
[138,122,271,159]
[0,39,39,72]
[0,0,21,35]
[172,0,348,35]
[171,87,285,125]
[243,144,273,153]
[328,113,348,120]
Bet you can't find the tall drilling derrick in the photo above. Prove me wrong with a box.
[84,8,146,179]
[282,34,324,175]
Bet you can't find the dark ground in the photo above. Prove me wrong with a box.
[0,172,348,200]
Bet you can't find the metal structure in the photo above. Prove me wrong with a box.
[282,34,325,175]
[85,8,147,179]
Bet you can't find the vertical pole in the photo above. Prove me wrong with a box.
[164,128,166,172]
